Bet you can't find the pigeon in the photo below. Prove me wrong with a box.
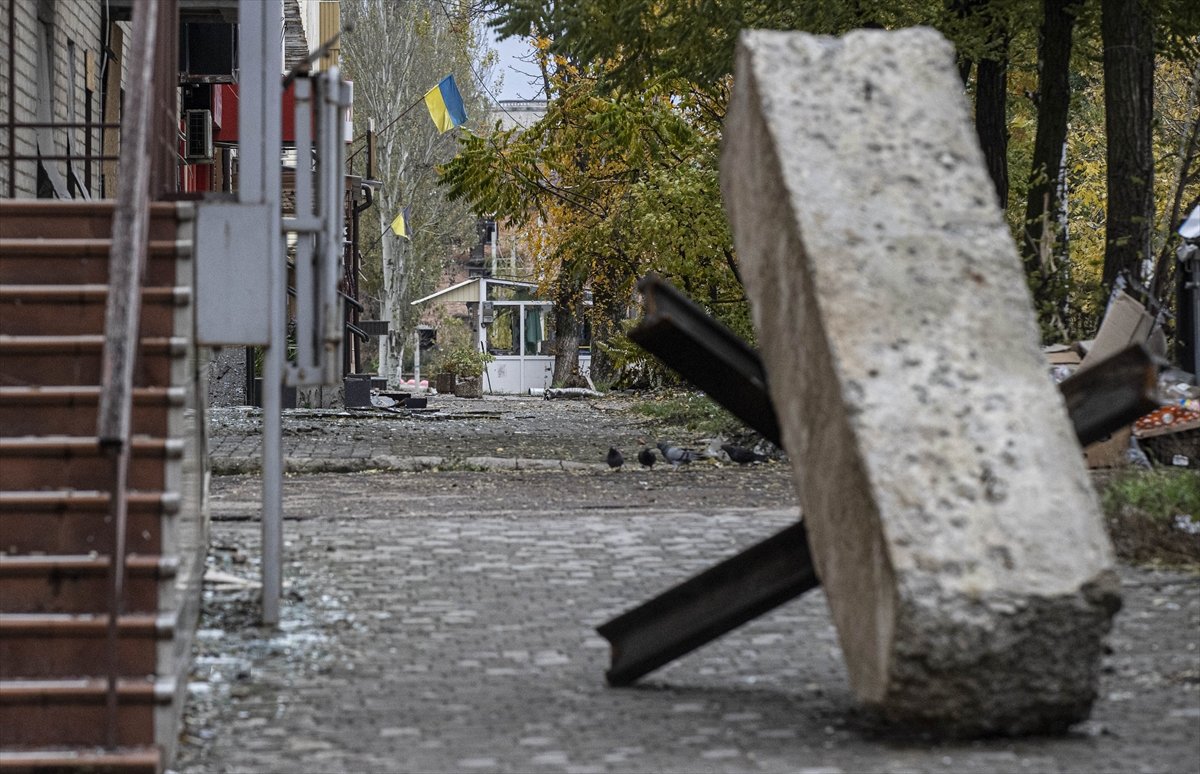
[606,447,624,470]
[721,443,768,465]
[637,447,657,468]
[657,441,701,468]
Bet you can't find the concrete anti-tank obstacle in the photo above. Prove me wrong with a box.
[720,28,1121,734]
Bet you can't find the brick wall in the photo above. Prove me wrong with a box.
[0,0,107,198]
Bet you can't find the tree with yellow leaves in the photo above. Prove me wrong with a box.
[441,41,743,384]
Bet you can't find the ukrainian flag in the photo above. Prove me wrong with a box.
[390,206,411,239]
[424,75,468,133]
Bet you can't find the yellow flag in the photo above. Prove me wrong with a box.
[390,207,410,239]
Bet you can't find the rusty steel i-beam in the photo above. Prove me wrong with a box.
[629,274,781,446]
[599,278,1160,687]
[1059,343,1161,446]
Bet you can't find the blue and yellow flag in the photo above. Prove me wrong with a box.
[424,75,468,133]
[390,206,411,239]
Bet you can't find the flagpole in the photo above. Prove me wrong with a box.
[361,217,410,256]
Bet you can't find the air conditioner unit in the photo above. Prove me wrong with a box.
[184,109,214,160]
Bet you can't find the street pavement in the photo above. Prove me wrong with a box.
[175,399,1200,774]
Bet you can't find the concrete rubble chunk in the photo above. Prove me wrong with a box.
[720,28,1120,735]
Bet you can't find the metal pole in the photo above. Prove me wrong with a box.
[491,219,498,277]
[240,0,285,626]
[263,1,284,627]
[413,329,420,385]
[319,73,347,386]
[1185,251,1200,378]
[293,77,315,377]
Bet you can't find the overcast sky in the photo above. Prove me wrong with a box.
[490,31,542,101]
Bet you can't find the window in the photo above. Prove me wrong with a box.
[487,306,518,355]
[578,316,592,352]
[487,284,535,302]
[524,305,551,356]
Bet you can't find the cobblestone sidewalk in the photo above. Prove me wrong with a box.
[175,462,1200,774]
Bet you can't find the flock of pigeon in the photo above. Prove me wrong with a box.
[606,440,769,470]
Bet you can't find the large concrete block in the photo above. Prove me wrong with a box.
[721,28,1120,734]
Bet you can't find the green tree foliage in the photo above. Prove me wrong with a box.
[467,0,1199,368]
[441,51,746,383]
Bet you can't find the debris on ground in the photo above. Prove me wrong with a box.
[1043,287,1199,470]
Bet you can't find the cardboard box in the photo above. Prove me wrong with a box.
[1077,290,1154,373]
[1084,426,1133,469]
[1044,344,1082,366]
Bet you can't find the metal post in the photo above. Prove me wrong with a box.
[491,218,498,277]
[318,72,347,385]
[518,303,526,394]
[240,0,284,626]
[413,328,421,385]
[1180,238,1200,379]
[293,77,316,378]
[1174,209,1200,378]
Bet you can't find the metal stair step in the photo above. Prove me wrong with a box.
[0,746,162,773]
[0,554,177,615]
[0,285,189,337]
[0,489,178,556]
[0,436,184,456]
[0,335,186,387]
[0,387,183,437]
[0,437,182,492]
[0,490,180,513]
[0,613,173,679]
[0,240,190,290]
[0,198,188,241]
[0,250,183,286]
[0,678,170,747]
[0,554,176,575]
[0,238,189,258]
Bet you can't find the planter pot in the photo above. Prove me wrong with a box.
[434,373,457,394]
[343,375,372,408]
[453,377,483,398]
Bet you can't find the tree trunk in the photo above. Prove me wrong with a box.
[551,296,580,386]
[1021,0,1079,335]
[1101,0,1155,291]
[975,43,1010,209]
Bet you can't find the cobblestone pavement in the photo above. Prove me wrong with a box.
[207,395,681,472]
[177,400,1200,773]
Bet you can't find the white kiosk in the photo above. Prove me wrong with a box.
[412,277,591,393]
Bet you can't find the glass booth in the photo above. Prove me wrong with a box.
[411,278,591,394]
